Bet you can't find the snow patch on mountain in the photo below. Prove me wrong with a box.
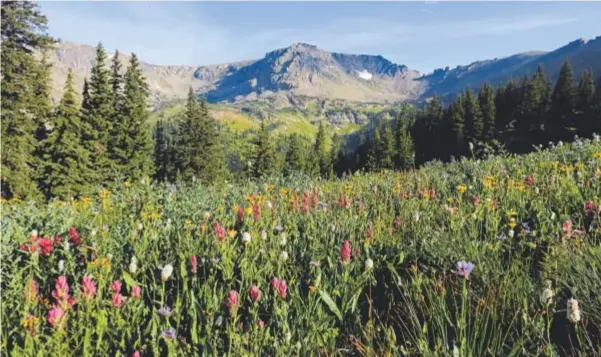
[355,69,373,80]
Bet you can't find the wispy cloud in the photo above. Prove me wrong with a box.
[421,8,433,14]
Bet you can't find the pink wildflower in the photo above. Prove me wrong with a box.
[81,275,96,300]
[37,237,53,256]
[226,290,239,316]
[111,293,126,308]
[258,319,265,328]
[562,220,572,237]
[190,255,198,274]
[109,280,122,294]
[68,227,82,246]
[252,204,260,221]
[47,305,65,329]
[51,276,70,302]
[131,285,141,299]
[249,285,261,303]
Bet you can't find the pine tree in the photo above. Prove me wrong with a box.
[41,69,93,198]
[464,87,484,143]
[396,120,415,170]
[196,98,226,183]
[550,61,575,141]
[380,121,395,169]
[175,88,199,181]
[284,134,305,176]
[313,122,330,177]
[367,124,381,171]
[575,69,594,136]
[450,93,466,156]
[80,43,115,185]
[121,53,154,181]
[529,65,552,143]
[478,83,496,142]
[153,119,174,182]
[108,50,127,170]
[1,1,53,199]
[250,121,276,178]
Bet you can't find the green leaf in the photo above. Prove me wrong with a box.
[318,289,342,321]
[122,271,143,287]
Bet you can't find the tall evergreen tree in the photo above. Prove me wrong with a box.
[41,69,93,198]
[367,123,382,171]
[450,93,466,156]
[380,121,395,169]
[80,43,115,185]
[153,119,175,182]
[197,98,227,183]
[284,134,306,176]
[575,69,595,136]
[550,61,575,141]
[478,83,496,142]
[175,88,200,181]
[396,120,415,170]
[250,121,276,178]
[121,53,154,181]
[464,87,484,143]
[108,50,127,170]
[1,1,53,199]
[313,122,330,177]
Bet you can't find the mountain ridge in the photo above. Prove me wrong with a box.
[45,36,601,108]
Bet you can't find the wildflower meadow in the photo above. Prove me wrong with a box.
[2,137,601,356]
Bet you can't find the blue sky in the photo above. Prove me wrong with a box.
[41,1,601,74]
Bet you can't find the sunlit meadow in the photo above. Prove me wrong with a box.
[2,137,601,357]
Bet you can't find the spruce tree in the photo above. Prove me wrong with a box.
[450,93,466,156]
[196,98,226,183]
[121,53,154,181]
[396,120,415,170]
[367,123,382,171]
[380,121,395,169]
[1,1,53,199]
[251,121,276,178]
[313,122,330,177]
[575,69,594,136]
[464,87,484,143]
[108,50,128,171]
[284,134,306,176]
[41,69,93,198]
[478,83,496,142]
[175,88,197,181]
[550,61,575,141]
[153,119,174,182]
[80,43,115,185]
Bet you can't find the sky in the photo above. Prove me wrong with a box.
[41,1,601,74]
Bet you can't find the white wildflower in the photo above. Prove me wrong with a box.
[137,223,143,231]
[365,258,374,271]
[31,230,38,238]
[266,201,273,210]
[285,331,292,344]
[58,260,65,272]
[508,229,515,238]
[567,298,581,324]
[129,257,138,274]
[242,232,251,244]
[261,230,267,240]
[161,264,174,281]
[203,211,211,220]
[535,187,540,195]
[280,251,289,262]
[63,240,70,253]
[91,230,97,237]
[468,142,474,151]
[279,233,287,246]
[413,212,420,223]
[107,253,113,261]
[540,280,553,306]
[551,212,556,221]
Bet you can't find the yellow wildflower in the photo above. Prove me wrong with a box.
[200,224,207,234]
[98,189,111,200]
[594,152,601,159]
[456,185,467,194]
[245,206,253,215]
[508,218,517,229]
[228,229,237,238]
[185,219,193,228]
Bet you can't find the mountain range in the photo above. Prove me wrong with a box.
[46,36,601,108]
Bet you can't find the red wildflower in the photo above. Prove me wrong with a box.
[271,277,287,299]
[472,196,480,207]
[562,220,572,237]
[37,237,53,256]
[213,221,226,240]
[68,227,82,246]
[252,204,260,221]
[131,285,141,299]
[340,240,351,264]
[81,276,96,301]
[302,191,311,214]
[53,235,62,246]
[237,207,244,223]
[524,175,535,185]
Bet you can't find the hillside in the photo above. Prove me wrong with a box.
[420,36,601,98]
[46,37,601,108]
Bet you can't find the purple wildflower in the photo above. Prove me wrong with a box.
[274,225,284,232]
[457,261,475,279]
[158,306,172,317]
[497,234,507,241]
[161,328,176,340]
[211,257,221,264]
[309,260,321,267]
